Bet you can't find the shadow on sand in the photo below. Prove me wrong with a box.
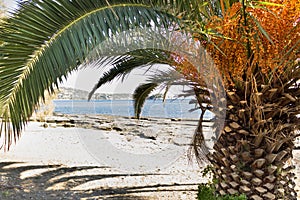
[0,162,198,199]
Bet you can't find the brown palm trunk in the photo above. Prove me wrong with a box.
[209,121,297,199]
[207,84,299,199]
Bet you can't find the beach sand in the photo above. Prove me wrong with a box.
[0,114,299,199]
[0,115,208,199]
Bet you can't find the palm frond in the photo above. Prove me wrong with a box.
[133,68,195,118]
[87,49,172,100]
[0,0,182,149]
[133,83,158,119]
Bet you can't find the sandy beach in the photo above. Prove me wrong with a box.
[0,114,210,199]
[0,114,299,199]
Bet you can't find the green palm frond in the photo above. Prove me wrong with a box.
[88,57,156,101]
[133,69,193,118]
[88,56,135,100]
[0,0,184,149]
[88,48,174,100]
[133,83,159,119]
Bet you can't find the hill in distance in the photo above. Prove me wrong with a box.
[56,87,132,100]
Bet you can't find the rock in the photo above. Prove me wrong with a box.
[254,149,264,158]
[125,135,133,142]
[139,129,158,140]
[224,126,232,133]
[130,130,140,134]
[62,123,75,128]
[125,123,138,127]
[139,117,149,120]
[93,124,112,131]
[275,150,288,161]
[112,126,123,132]
[228,146,236,154]
[230,165,237,172]
[238,129,249,135]
[173,137,190,146]
[221,158,230,167]
[231,173,240,182]
[49,123,57,128]
[221,148,229,157]
[266,154,277,164]
[241,152,252,161]
[47,116,71,123]
[230,122,240,129]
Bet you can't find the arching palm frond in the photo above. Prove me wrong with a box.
[133,69,194,119]
[0,0,184,149]
[133,83,159,119]
[87,48,173,100]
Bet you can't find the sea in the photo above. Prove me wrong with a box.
[53,99,213,119]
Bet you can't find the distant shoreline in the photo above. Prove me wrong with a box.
[56,87,181,100]
[57,87,133,100]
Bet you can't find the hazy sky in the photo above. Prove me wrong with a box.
[66,67,149,94]
[3,0,17,10]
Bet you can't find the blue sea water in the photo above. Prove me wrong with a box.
[53,99,213,119]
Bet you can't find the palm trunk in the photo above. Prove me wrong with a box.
[207,83,299,199]
[208,120,297,199]
[192,71,300,199]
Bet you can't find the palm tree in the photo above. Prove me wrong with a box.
[1,0,299,199]
[85,1,300,199]
[203,2,300,199]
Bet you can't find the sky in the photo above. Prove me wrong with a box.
[3,0,17,10]
[65,67,149,94]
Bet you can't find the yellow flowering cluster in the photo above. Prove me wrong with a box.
[206,0,300,86]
